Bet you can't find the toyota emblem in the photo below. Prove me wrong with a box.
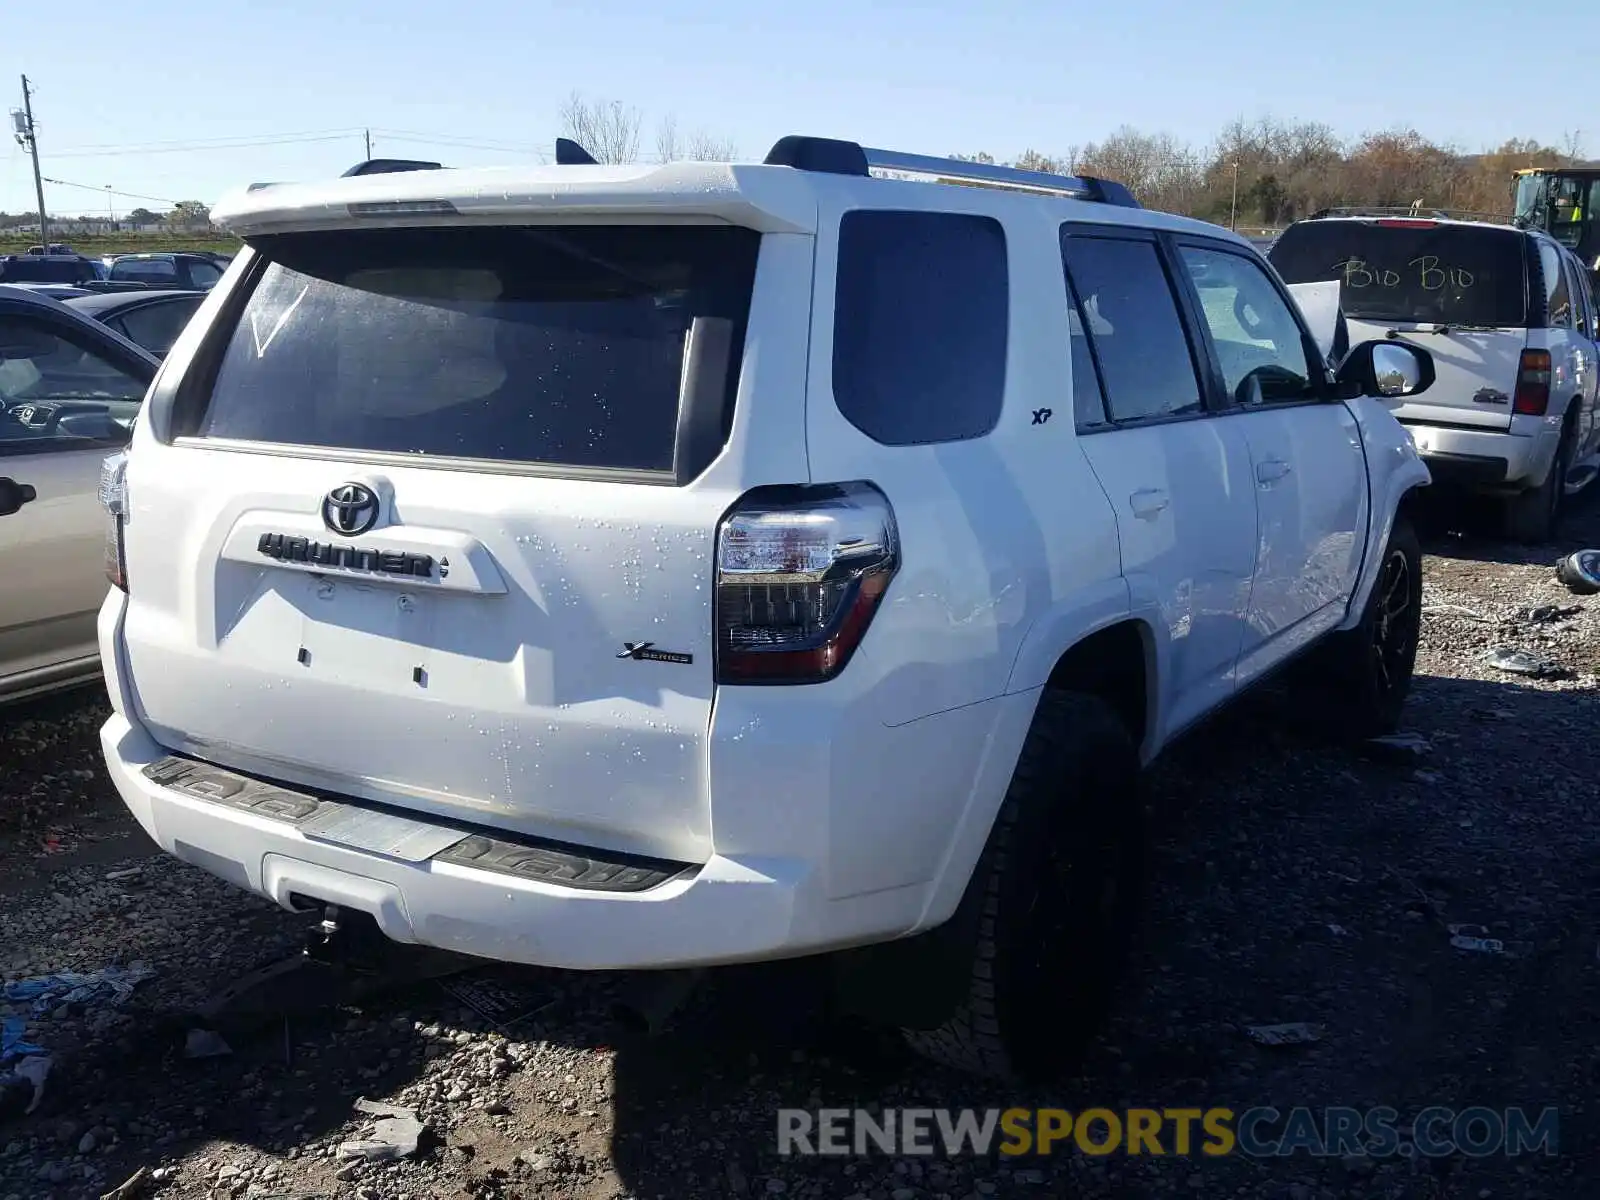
[321,483,380,536]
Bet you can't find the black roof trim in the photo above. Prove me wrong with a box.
[341,158,444,177]
[761,135,1140,207]
[763,136,869,176]
[555,137,599,166]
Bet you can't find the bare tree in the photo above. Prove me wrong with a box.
[559,91,643,164]
[1013,149,1065,174]
[686,130,737,161]
[653,114,735,162]
[655,115,681,163]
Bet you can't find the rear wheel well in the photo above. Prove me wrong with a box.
[1043,621,1149,748]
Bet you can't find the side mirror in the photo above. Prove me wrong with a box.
[1335,339,1436,400]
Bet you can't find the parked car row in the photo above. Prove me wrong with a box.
[0,249,230,294]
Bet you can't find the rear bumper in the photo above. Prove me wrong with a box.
[101,709,823,969]
[1403,421,1560,491]
[96,583,1031,970]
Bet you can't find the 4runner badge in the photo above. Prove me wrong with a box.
[617,642,693,665]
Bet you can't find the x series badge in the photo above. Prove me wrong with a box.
[617,642,694,665]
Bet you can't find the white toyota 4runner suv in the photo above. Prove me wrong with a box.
[96,138,1437,1081]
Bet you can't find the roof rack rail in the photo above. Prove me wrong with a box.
[342,158,444,177]
[761,135,1140,207]
[1307,205,1511,224]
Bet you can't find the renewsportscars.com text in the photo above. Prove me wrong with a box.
[777,1106,1559,1159]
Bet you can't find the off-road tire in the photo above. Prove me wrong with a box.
[1503,421,1574,544]
[1313,515,1423,738]
[901,690,1144,1082]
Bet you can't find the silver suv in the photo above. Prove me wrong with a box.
[1271,210,1600,541]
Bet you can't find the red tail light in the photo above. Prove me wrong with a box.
[714,482,898,685]
[1513,349,1552,416]
[1376,219,1437,228]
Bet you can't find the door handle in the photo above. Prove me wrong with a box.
[1129,488,1169,519]
[1256,459,1292,484]
[0,477,37,517]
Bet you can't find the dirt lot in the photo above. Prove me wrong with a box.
[3,494,1600,1200]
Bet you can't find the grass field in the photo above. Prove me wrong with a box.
[0,233,242,257]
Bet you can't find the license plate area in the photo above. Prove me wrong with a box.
[298,577,434,682]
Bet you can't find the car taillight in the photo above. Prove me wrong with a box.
[1513,349,1552,416]
[98,450,128,591]
[1375,218,1437,228]
[714,482,899,685]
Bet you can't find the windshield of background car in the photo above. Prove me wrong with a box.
[1513,175,1546,227]
[0,258,93,284]
[1268,222,1528,327]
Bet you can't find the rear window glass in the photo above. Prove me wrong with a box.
[193,225,761,473]
[113,259,179,282]
[1269,222,1528,327]
[0,257,92,284]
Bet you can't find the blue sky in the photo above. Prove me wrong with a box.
[3,0,1593,217]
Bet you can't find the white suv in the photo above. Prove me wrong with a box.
[96,139,1437,1081]
[1270,211,1600,541]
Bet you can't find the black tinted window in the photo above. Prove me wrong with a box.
[1065,279,1108,429]
[1060,234,1202,422]
[1269,222,1528,327]
[832,211,1007,445]
[0,258,92,284]
[194,225,761,473]
[117,297,203,356]
[112,259,178,283]
[1540,241,1573,328]
[186,261,222,288]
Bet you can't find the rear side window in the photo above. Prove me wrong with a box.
[186,260,223,289]
[191,225,762,474]
[831,210,1007,445]
[1540,241,1573,328]
[117,297,203,356]
[1269,222,1528,327]
[1060,233,1203,423]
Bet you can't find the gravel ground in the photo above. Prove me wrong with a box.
[4,493,1600,1200]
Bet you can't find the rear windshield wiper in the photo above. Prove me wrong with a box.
[1383,323,1499,337]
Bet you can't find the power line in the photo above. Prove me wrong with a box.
[371,128,547,156]
[49,131,362,159]
[41,176,176,205]
[51,127,364,154]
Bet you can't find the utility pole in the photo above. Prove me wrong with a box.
[1229,161,1239,232]
[365,129,372,158]
[11,76,49,247]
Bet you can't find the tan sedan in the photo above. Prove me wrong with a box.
[0,285,157,703]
